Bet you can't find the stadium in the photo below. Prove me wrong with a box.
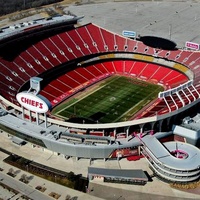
[0,4,200,184]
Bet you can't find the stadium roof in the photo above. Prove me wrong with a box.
[88,167,148,181]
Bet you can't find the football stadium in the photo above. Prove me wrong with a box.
[0,2,200,185]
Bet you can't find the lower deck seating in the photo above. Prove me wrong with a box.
[38,60,189,119]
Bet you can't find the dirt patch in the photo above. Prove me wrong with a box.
[170,181,200,195]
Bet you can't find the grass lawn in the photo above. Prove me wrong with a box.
[53,75,163,123]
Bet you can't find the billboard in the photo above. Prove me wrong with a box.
[185,41,199,50]
[122,30,136,38]
[30,77,43,93]
[16,92,49,113]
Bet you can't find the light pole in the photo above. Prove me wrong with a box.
[169,24,172,40]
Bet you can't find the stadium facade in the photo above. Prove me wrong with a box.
[0,15,200,183]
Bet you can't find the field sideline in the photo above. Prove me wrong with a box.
[53,76,163,123]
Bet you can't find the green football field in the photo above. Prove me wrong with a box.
[53,76,163,123]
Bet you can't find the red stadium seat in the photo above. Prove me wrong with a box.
[1,23,199,119]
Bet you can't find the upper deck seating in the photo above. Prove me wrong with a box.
[86,24,109,52]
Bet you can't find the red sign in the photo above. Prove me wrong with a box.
[185,41,199,50]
